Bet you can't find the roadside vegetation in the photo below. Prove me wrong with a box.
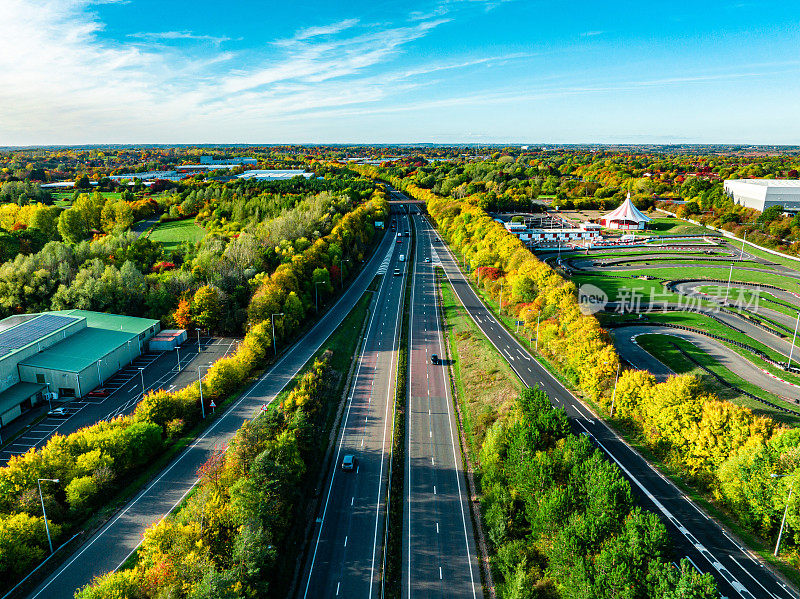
[366,165,800,579]
[440,278,717,597]
[0,191,387,595]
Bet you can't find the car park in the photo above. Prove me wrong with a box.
[341,454,355,471]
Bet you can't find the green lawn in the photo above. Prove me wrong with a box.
[440,276,523,458]
[149,218,206,250]
[633,217,711,236]
[636,334,800,426]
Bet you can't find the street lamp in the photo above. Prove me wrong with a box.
[788,311,799,370]
[314,281,325,312]
[138,367,145,397]
[609,362,621,418]
[724,262,734,305]
[37,478,59,554]
[271,313,284,357]
[771,473,795,558]
[45,382,52,411]
[339,257,350,288]
[535,314,541,352]
[198,363,212,419]
[499,280,505,313]
[175,346,182,371]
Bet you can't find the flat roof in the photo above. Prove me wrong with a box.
[725,179,800,188]
[0,382,45,417]
[50,310,158,335]
[0,313,80,361]
[20,327,136,373]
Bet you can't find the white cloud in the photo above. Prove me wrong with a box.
[0,0,495,143]
[129,30,232,46]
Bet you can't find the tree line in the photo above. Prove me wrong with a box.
[0,192,387,594]
[373,170,800,574]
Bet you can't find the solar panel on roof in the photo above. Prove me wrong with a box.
[0,314,78,357]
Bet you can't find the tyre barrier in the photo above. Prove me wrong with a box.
[608,320,791,372]
[667,341,800,416]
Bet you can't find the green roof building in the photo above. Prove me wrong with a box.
[0,311,159,429]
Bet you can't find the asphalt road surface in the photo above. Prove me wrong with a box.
[23,218,399,599]
[300,210,409,598]
[421,208,794,599]
[403,213,479,599]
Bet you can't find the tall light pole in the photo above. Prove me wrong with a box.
[198,363,212,419]
[339,257,350,288]
[271,313,284,357]
[499,280,505,313]
[740,231,747,260]
[197,328,201,350]
[788,311,800,369]
[771,473,795,557]
[138,367,145,398]
[724,261,734,305]
[175,346,182,371]
[609,362,621,417]
[535,314,541,352]
[45,382,52,411]
[314,281,325,312]
[38,478,59,554]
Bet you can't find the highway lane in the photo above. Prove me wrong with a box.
[23,216,399,599]
[403,213,479,599]
[426,213,795,599]
[300,209,409,598]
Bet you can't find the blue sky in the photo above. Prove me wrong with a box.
[2,0,799,145]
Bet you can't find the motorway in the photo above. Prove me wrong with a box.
[22,216,399,599]
[299,210,408,598]
[403,213,479,599]
[419,206,795,598]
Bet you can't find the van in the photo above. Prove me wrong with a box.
[399,254,405,262]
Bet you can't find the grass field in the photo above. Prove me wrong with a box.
[636,334,800,426]
[149,218,206,250]
[631,217,711,236]
[440,275,522,459]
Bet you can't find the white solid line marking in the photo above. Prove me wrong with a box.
[436,522,439,533]
[336,582,340,596]
[344,536,348,547]
[439,566,443,580]
[433,485,436,495]
[351,497,354,506]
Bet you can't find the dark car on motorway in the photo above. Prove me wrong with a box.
[431,353,439,364]
[341,455,356,471]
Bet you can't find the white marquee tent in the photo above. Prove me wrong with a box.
[600,194,651,230]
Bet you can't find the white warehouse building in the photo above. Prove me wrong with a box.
[723,179,800,213]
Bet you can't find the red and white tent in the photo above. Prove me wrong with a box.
[600,193,651,230]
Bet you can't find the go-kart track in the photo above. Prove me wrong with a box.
[543,235,800,414]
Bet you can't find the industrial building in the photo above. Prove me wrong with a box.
[0,310,160,428]
[723,179,800,213]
